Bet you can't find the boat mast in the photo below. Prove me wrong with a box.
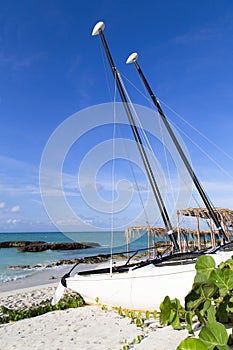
[126,52,228,243]
[92,22,179,251]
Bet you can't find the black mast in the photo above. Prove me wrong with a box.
[126,52,228,243]
[92,22,179,251]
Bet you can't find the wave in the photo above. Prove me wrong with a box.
[0,272,33,284]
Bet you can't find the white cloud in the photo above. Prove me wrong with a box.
[7,218,20,224]
[11,205,20,213]
[0,202,5,209]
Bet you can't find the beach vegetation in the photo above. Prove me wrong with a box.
[120,333,145,350]
[0,293,84,324]
[159,255,233,349]
[117,308,153,349]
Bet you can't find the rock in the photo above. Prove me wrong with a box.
[0,241,45,248]
[19,241,100,252]
[8,265,31,270]
[8,253,127,270]
[0,241,100,252]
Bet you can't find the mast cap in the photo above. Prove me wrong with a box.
[92,21,105,36]
[126,52,138,64]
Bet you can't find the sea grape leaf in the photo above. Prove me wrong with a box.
[207,305,216,324]
[202,300,211,313]
[160,296,171,325]
[195,272,209,283]
[219,258,233,271]
[176,337,208,350]
[216,297,230,323]
[170,311,182,329]
[185,282,218,311]
[195,256,216,279]
[160,297,183,329]
[210,269,233,297]
[185,311,194,334]
[199,322,229,350]
[169,298,183,329]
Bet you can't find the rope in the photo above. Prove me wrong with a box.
[117,71,168,225]
[120,71,233,180]
[110,71,118,274]
[157,110,177,214]
[99,39,114,101]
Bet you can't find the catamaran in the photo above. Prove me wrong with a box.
[52,21,233,311]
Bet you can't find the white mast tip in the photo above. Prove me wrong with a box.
[92,21,105,36]
[126,52,138,64]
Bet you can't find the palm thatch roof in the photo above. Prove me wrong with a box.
[177,207,233,227]
[125,207,233,254]
[125,225,211,238]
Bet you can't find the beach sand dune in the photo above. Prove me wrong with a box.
[0,305,188,350]
[0,306,141,350]
[0,285,189,350]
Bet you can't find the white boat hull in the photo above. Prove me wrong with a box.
[65,252,232,311]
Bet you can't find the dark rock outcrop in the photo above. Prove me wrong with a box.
[8,253,127,270]
[0,241,46,248]
[19,241,100,252]
[0,241,100,252]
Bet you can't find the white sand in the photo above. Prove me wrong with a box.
[0,284,189,350]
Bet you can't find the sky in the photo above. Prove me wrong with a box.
[0,0,233,233]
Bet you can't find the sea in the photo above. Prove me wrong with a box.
[0,231,157,286]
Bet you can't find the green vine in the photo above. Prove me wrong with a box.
[159,255,233,349]
[0,293,84,324]
[117,308,157,349]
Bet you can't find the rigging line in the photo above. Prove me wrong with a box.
[113,74,150,226]
[157,111,177,213]
[96,25,179,250]
[120,72,220,232]
[120,71,152,103]
[99,39,114,102]
[117,71,166,202]
[110,70,118,266]
[172,121,233,183]
[109,76,151,229]
[120,73,200,217]
[120,71,233,163]
[117,121,151,227]
[159,98,233,163]
[118,71,174,227]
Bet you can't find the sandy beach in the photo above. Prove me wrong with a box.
[0,266,190,350]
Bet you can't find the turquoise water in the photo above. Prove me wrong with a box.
[0,231,153,284]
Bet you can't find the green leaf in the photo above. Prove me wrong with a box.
[185,311,194,334]
[215,298,229,323]
[130,311,135,319]
[185,282,218,311]
[176,337,208,350]
[160,296,172,325]
[160,297,183,329]
[195,256,216,278]
[219,258,233,271]
[199,322,229,350]
[195,272,209,283]
[207,305,216,324]
[210,269,233,297]
[171,312,182,329]
[170,298,183,329]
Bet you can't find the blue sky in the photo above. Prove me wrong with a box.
[0,0,233,233]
